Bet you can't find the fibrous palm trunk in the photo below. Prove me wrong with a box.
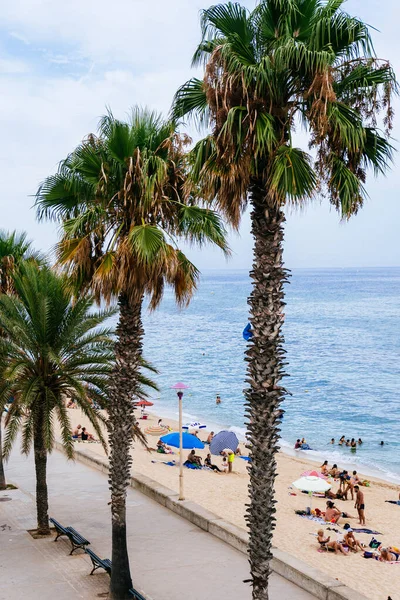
[109,293,144,600]
[34,416,50,535]
[0,418,6,491]
[245,179,289,600]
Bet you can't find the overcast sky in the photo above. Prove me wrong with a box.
[1,0,399,270]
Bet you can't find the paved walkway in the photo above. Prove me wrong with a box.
[0,448,316,600]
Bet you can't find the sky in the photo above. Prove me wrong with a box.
[0,0,399,270]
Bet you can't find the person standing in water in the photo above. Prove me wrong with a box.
[216,395,221,405]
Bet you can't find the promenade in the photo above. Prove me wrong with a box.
[0,447,315,600]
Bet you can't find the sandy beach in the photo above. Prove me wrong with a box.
[66,409,400,600]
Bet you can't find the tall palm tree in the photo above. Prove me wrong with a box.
[0,231,42,491]
[172,2,397,597]
[0,264,116,535]
[35,108,229,598]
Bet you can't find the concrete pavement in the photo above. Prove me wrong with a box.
[0,447,316,600]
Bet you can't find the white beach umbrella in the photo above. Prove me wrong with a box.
[292,475,331,509]
[182,422,207,430]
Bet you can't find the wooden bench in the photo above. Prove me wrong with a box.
[50,518,90,555]
[129,588,146,600]
[85,548,112,576]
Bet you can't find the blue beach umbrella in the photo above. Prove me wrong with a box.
[210,431,239,455]
[160,432,204,450]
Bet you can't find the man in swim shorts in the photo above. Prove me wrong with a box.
[354,486,365,525]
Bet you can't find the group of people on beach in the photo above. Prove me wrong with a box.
[185,448,237,473]
[72,424,96,442]
[318,461,366,524]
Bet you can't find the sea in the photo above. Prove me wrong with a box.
[140,268,400,483]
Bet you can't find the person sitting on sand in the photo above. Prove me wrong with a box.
[294,439,301,449]
[206,431,214,444]
[72,424,82,439]
[344,529,363,553]
[379,547,400,562]
[81,427,95,441]
[329,464,340,478]
[187,449,202,467]
[235,447,242,456]
[204,453,222,472]
[325,501,342,524]
[301,437,306,445]
[317,530,347,555]
[320,460,329,475]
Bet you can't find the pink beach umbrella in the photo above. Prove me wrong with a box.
[301,469,329,479]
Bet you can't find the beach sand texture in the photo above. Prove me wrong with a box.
[66,410,400,600]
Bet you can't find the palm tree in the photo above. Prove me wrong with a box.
[172,2,397,597]
[0,231,42,491]
[0,264,116,535]
[35,108,229,598]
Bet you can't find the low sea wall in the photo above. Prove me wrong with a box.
[55,442,368,600]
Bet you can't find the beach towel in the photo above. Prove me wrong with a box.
[184,462,201,469]
[239,456,251,462]
[151,460,175,467]
[385,501,400,505]
[352,528,382,535]
[298,514,326,525]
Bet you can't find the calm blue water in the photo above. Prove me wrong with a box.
[141,268,400,481]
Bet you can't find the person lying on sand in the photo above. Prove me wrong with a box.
[379,547,400,562]
[325,489,345,500]
[344,529,363,552]
[317,530,347,555]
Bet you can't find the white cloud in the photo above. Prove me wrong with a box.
[0,57,28,73]
[0,0,399,268]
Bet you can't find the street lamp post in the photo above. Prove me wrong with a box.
[171,382,189,501]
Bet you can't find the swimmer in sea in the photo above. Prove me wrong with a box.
[216,395,221,405]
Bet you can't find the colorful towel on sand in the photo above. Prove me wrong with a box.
[239,456,251,462]
[151,460,175,467]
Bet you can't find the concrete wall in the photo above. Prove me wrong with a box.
[57,442,368,600]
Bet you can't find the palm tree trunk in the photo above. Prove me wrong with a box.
[109,293,144,600]
[246,179,289,600]
[34,415,50,535]
[0,417,6,491]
